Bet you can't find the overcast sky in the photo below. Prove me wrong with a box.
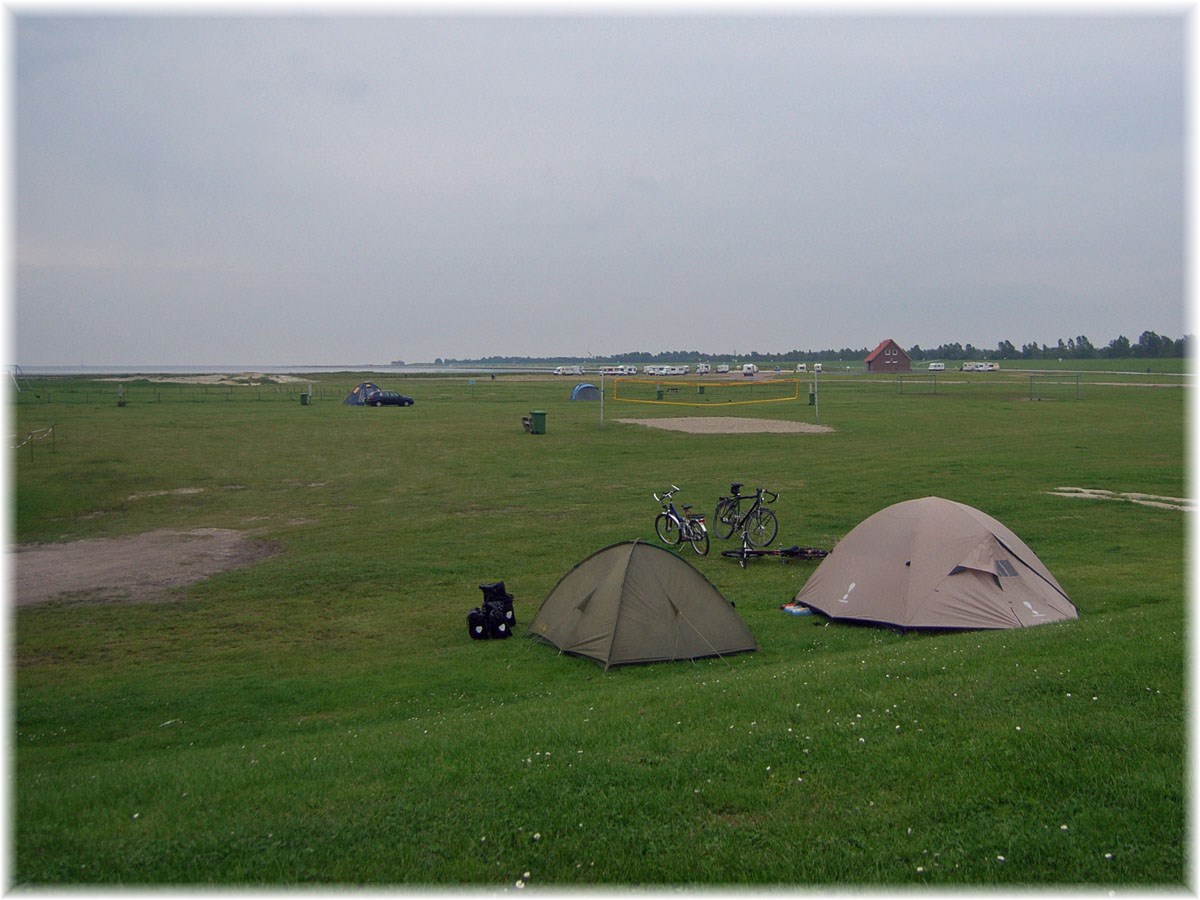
[12,10,1188,366]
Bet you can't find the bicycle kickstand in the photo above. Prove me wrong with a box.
[738,532,752,568]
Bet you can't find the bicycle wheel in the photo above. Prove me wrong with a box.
[655,513,680,545]
[687,521,710,556]
[713,498,738,539]
[745,507,779,547]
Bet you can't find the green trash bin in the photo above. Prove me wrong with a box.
[530,410,547,434]
[300,392,310,406]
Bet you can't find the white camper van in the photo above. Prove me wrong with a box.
[928,362,945,371]
[742,364,758,377]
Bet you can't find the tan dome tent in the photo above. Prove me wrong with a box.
[795,497,1078,629]
[529,541,756,670]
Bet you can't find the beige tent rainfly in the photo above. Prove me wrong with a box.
[529,541,757,669]
[795,497,1078,629]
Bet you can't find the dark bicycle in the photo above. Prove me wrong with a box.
[654,485,710,556]
[721,544,829,566]
[715,485,779,547]
[717,486,782,568]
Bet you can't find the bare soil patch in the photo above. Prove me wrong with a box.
[13,528,278,607]
[99,372,307,386]
[1047,487,1193,512]
[615,416,834,434]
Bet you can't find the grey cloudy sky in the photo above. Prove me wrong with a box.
[13,11,1187,366]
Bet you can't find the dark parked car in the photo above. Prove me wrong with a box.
[366,390,414,407]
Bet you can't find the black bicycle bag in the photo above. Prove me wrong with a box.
[484,602,511,639]
[467,607,490,640]
[479,581,516,629]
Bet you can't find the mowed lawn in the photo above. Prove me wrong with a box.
[12,368,1188,886]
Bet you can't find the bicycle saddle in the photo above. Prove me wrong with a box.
[729,482,742,495]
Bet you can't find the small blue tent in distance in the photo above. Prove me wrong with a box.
[343,382,381,405]
[571,383,601,401]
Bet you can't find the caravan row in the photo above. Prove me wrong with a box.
[565,362,834,377]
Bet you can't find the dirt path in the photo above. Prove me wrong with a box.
[12,528,278,607]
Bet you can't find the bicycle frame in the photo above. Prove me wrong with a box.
[654,485,709,555]
[721,486,778,565]
[659,494,702,536]
[730,487,777,535]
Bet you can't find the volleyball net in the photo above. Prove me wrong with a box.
[1029,373,1083,401]
[610,377,802,407]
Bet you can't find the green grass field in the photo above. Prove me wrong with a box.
[11,365,1188,886]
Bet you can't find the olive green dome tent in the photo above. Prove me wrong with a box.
[795,496,1078,630]
[529,541,756,670]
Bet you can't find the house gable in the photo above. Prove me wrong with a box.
[865,339,911,372]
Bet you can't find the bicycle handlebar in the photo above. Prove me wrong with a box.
[654,484,682,503]
[759,488,779,503]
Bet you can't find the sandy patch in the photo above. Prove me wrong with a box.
[1048,487,1193,512]
[615,416,834,434]
[99,372,307,386]
[12,528,278,607]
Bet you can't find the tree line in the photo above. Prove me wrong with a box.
[434,330,1189,367]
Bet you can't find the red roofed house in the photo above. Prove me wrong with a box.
[865,339,911,373]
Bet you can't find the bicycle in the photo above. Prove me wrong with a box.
[717,486,780,567]
[653,485,710,556]
[716,485,779,546]
[721,544,828,566]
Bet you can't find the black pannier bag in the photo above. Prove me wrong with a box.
[485,602,511,639]
[467,607,489,640]
[479,581,515,629]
